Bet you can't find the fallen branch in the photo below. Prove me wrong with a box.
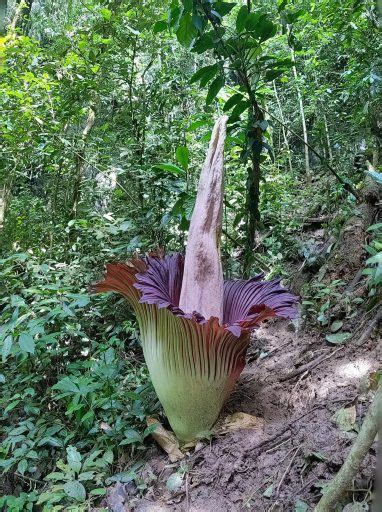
[355,308,382,346]
[314,379,382,511]
[279,346,343,382]
[276,446,301,495]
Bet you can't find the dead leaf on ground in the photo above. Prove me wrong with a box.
[215,412,265,435]
[331,405,356,432]
[146,417,184,462]
[100,421,112,432]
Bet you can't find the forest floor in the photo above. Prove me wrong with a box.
[105,318,380,512]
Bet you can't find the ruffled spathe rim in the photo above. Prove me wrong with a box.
[132,253,298,337]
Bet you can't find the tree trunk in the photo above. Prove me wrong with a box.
[0,0,7,35]
[323,114,333,163]
[0,188,6,229]
[243,97,263,277]
[70,108,96,219]
[291,48,311,184]
[314,380,381,511]
[0,175,12,231]
[9,0,32,33]
[273,81,293,173]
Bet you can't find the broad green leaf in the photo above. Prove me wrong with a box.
[120,428,142,445]
[367,223,382,231]
[67,446,82,473]
[176,13,197,47]
[245,12,263,32]
[190,64,218,85]
[153,20,167,33]
[64,481,86,502]
[192,13,203,30]
[52,377,80,394]
[193,33,214,53]
[2,335,12,362]
[331,406,356,432]
[186,120,208,131]
[18,332,35,354]
[330,320,343,333]
[37,436,63,448]
[236,6,249,33]
[325,333,351,344]
[17,459,28,475]
[90,488,107,496]
[103,449,114,464]
[206,75,225,105]
[99,8,112,20]
[45,471,66,481]
[175,146,189,170]
[223,93,244,112]
[229,100,249,121]
[182,0,193,13]
[153,163,185,175]
[78,471,95,481]
[265,69,285,81]
[214,2,236,17]
[166,472,183,492]
[256,18,277,42]
[366,253,382,265]
[295,500,309,512]
[263,484,273,497]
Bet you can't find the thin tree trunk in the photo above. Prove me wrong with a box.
[273,81,293,173]
[0,188,6,229]
[241,72,263,277]
[314,379,381,511]
[70,108,96,219]
[323,114,333,163]
[8,0,32,33]
[291,48,311,184]
[0,174,13,231]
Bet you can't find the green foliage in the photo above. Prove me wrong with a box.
[0,251,158,508]
[0,0,379,504]
[363,222,382,292]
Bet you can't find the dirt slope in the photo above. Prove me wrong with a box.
[106,319,380,512]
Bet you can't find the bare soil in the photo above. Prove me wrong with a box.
[107,318,380,512]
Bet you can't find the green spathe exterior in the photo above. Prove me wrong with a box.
[139,306,247,442]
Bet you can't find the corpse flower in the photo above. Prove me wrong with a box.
[92,117,298,443]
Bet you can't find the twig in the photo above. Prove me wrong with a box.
[314,380,382,511]
[244,405,323,456]
[185,473,190,512]
[264,436,291,454]
[280,346,344,382]
[296,477,317,495]
[287,369,310,407]
[259,341,290,360]
[276,447,301,495]
[14,472,44,484]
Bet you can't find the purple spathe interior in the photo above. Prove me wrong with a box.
[134,254,298,337]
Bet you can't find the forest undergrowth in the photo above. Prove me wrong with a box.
[0,0,381,511]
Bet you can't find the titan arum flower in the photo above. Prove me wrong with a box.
[92,116,298,443]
